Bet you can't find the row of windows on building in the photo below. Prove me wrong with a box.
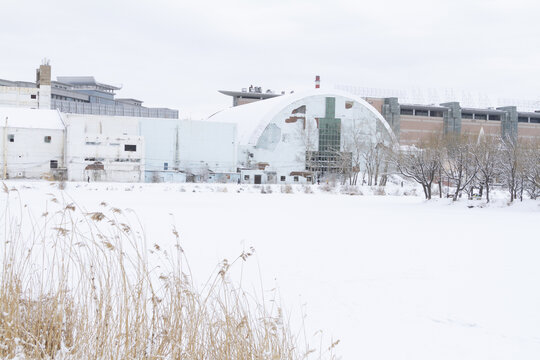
[85,142,137,152]
[51,94,88,103]
[400,108,540,123]
[400,108,444,117]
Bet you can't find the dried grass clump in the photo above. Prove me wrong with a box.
[281,184,294,194]
[0,191,339,360]
[320,183,335,193]
[340,185,362,196]
[403,188,418,197]
[373,186,386,196]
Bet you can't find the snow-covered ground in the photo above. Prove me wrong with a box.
[1,180,539,359]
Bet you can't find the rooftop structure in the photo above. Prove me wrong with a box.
[219,85,282,107]
[0,63,179,119]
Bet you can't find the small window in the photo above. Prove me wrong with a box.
[294,176,299,182]
[50,160,58,169]
[475,114,487,120]
[124,144,137,152]
[530,117,540,124]
[488,114,500,121]
[280,176,286,181]
[44,136,51,143]
[244,175,250,180]
[164,162,168,170]
[429,111,443,117]
[31,94,37,99]
[8,134,14,142]
[462,112,473,119]
[415,109,429,116]
[306,176,312,182]
[518,116,529,123]
[400,108,414,115]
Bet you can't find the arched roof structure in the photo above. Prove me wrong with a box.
[207,89,397,146]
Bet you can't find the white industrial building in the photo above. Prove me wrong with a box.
[65,114,144,182]
[208,90,397,184]
[1,62,397,185]
[0,107,65,180]
[0,90,396,184]
[0,107,238,183]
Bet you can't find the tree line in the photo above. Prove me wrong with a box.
[331,134,540,202]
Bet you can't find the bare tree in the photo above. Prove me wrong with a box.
[521,139,540,200]
[342,122,390,186]
[442,135,479,201]
[473,136,500,203]
[391,143,441,200]
[498,138,525,202]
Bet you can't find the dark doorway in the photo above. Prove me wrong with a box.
[254,175,262,184]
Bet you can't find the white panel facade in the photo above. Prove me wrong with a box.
[177,120,237,175]
[0,108,64,179]
[0,86,39,109]
[65,114,144,182]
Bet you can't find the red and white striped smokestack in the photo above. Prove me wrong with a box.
[315,75,320,89]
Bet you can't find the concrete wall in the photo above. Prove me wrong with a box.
[139,118,237,182]
[518,123,540,141]
[65,114,144,182]
[0,126,64,179]
[177,120,237,174]
[398,115,445,145]
[139,118,178,176]
[0,86,39,108]
[461,119,502,138]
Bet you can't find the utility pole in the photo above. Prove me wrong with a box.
[3,116,7,180]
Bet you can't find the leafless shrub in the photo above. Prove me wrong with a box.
[372,186,386,196]
[281,184,293,194]
[340,185,362,195]
[320,182,335,193]
[403,188,418,197]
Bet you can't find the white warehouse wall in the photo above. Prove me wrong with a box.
[0,86,39,109]
[65,114,144,182]
[0,108,64,179]
[177,120,237,175]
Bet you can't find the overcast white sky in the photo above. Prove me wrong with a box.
[1,0,539,118]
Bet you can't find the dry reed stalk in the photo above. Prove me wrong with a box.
[0,186,339,359]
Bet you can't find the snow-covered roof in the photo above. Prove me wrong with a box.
[0,107,65,130]
[207,89,397,145]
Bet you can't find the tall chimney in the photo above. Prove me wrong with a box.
[315,75,320,89]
